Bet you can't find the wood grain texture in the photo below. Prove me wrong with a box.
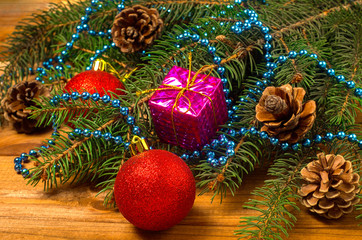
[0,1,361,239]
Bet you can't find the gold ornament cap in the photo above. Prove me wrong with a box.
[130,136,149,156]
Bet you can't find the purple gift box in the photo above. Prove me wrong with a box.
[149,65,228,150]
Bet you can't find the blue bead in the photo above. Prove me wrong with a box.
[72,34,80,40]
[288,51,297,59]
[314,135,322,143]
[20,153,28,161]
[243,23,251,30]
[113,136,123,144]
[181,154,190,161]
[126,116,135,125]
[228,129,236,137]
[14,157,22,164]
[103,133,112,141]
[14,163,22,173]
[354,88,362,97]
[270,137,279,145]
[81,92,90,100]
[264,34,272,41]
[207,151,215,158]
[255,21,263,27]
[61,93,70,101]
[206,157,214,164]
[192,151,200,159]
[86,66,92,71]
[132,126,141,135]
[211,159,219,167]
[240,128,248,135]
[29,150,37,156]
[226,149,235,157]
[89,30,96,36]
[336,75,345,83]
[21,168,29,178]
[336,131,346,140]
[101,95,111,103]
[318,61,327,69]
[208,46,216,55]
[281,142,289,150]
[124,142,130,150]
[278,55,287,63]
[250,127,258,135]
[66,42,73,49]
[299,49,308,55]
[223,88,230,97]
[191,34,200,42]
[211,139,220,149]
[120,107,129,116]
[302,139,311,147]
[327,68,335,76]
[292,143,300,151]
[68,132,75,140]
[83,129,92,137]
[200,39,209,46]
[74,128,82,135]
[358,140,362,149]
[227,141,236,150]
[217,67,225,75]
[117,4,125,11]
[221,78,228,87]
[112,100,120,108]
[93,130,102,138]
[82,24,89,31]
[266,62,277,70]
[76,25,83,33]
[111,42,116,48]
[309,53,318,59]
[260,131,269,139]
[91,93,100,101]
[213,56,221,64]
[218,156,227,165]
[81,16,89,23]
[348,134,357,142]
[85,7,92,14]
[346,81,355,89]
[264,43,272,51]
[265,53,272,61]
[261,26,269,33]
[325,132,334,141]
[71,92,80,100]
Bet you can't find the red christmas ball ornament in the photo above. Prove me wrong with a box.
[64,70,125,96]
[114,149,196,231]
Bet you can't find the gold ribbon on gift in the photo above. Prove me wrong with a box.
[92,59,137,82]
[137,53,217,143]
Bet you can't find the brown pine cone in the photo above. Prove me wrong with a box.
[255,84,316,143]
[111,5,163,53]
[298,153,360,219]
[1,79,50,133]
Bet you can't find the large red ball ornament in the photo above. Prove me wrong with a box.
[64,70,125,96]
[114,149,196,231]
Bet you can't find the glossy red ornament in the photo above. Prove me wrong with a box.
[114,149,196,231]
[64,70,125,96]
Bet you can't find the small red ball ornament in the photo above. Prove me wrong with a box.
[64,70,125,96]
[114,149,196,231]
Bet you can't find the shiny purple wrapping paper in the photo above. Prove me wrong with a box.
[149,66,228,150]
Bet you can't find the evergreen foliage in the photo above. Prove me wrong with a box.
[0,0,361,238]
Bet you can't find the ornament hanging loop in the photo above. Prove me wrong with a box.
[130,136,149,156]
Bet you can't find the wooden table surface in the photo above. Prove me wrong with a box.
[0,1,361,239]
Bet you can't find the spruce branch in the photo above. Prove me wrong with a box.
[273,1,361,36]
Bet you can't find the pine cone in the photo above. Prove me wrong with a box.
[1,79,50,133]
[111,5,163,53]
[298,153,360,219]
[255,84,316,143]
